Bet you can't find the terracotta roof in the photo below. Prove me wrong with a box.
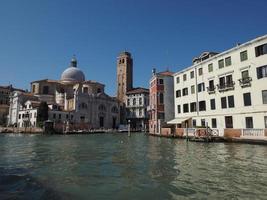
[0,85,25,92]
[126,87,149,94]
[83,80,104,86]
[31,79,59,83]
[157,71,174,76]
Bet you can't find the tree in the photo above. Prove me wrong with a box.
[37,101,48,127]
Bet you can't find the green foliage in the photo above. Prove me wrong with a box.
[37,101,48,126]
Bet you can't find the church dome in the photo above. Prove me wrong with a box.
[61,57,85,82]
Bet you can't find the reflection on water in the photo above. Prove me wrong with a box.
[0,133,266,199]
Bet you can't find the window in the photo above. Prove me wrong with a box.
[190,102,196,112]
[192,119,196,127]
[212,118,217,128]
[262,90,267,104]
[199,101,206,111]
[197,83,205,92]
[177,105,181,114]
[43,86,49,94]
[133,98,136,105]
[183,74,187,81]
[83,87,88,93]
[208,63,213,72]
[208,80,215,91]
[221,97,227,109]
[139,98,142,105]
[198,68,203,76]
[159,79,164,84]
[32,85,36,93]
[176,77,180,84]
[257,65,267,79]
[218,59,224,69]
[255,43,267,57]
[159,93,164,104]
[228,95,235,108]
[243,93,251,106]
[66,114,69,119]
[225,56,232,66]
[59,114,61,119]
[190,71,194,79]
[139,108,142,116]
[245,117,253,128]
[201,119,205,127]
[182,88,188,96]
[226,75,233,85]
[210,99,216,110]
[19,114,21,119]
[219,76,225,87]
[225,116,233,128]
[176,90,181,98]
[183,104,189,113]
[191,85,195,94]
[127,99,130,106]
[265,116,267,128]
[53,113,56,119]
[242,70,249,79]
[240,50,248,61]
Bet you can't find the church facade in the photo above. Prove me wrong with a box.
[9,57,120,129]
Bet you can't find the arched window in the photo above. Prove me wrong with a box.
[111,106,118,113]
[97,88,102,94]
[133,98,136,105]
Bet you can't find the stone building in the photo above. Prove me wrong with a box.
[148,69,174,134]
[125,87,149,131]
[0,85,24,125]
[9,57,120,129]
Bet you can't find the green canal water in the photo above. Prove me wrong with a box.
[0,133,266,200]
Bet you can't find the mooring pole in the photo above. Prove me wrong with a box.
[128,120,131,137]
[186,122,189,141]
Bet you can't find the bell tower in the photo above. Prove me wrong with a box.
[116,52,133,103]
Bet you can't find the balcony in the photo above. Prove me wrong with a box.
[207,86,216,94]
[238,77,252,88]
[217,81,235,92]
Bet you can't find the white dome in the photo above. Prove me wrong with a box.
[60,57,86,82]
[61,67,85,82]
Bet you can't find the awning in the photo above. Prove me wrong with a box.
[167,117,191,124]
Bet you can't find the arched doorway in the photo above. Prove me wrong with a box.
[112,117,116,129]
[99,116,104,128]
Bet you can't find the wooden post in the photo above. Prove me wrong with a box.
[128,120,131,137]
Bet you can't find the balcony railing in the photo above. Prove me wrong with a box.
[241,129,266,138]
[217,81,235,92]
[238,77,252,88]
[207,86,216,94]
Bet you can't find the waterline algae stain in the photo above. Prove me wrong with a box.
[0,133,266,199]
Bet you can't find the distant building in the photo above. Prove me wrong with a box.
[169,34,267,138]
[125,87,149,131]
[9,57,120,129]
[148,69,174,134]
[0,85,24,126]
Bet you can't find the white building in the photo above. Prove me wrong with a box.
[169,35,267,137]
[125,87,149,131]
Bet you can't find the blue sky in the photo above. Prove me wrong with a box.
[0,0,267,95]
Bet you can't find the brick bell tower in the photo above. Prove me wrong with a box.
[116,51,133,124]
[116,51,133,103]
